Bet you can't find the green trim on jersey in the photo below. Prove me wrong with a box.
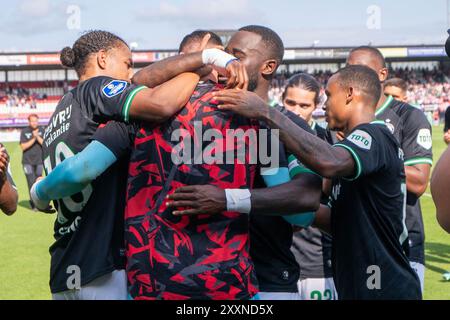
[122,85,147,122]
[404,157,433,166]
[310,121,317,131]
[333,143,363,181]
[370,120,386,126]
[375,95,394,117]
[287,154,320,178]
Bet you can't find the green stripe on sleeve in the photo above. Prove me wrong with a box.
[404,157,433,166]
[333,143,363,181]
[122,85,147,122]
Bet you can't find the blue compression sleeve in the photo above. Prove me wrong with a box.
[262,167,315,228]
[36,141,117,201]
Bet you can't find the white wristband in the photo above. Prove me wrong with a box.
[225,189,251,214]
[202,48,238,69]
[30,182,50,211]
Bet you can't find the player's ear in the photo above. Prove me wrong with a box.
[97,49,108,70]
[346,86,354,105]
[261,59,278,78]
[379,67,388,82]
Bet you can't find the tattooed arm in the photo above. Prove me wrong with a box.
[213,89,355,179]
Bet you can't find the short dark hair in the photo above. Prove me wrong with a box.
[282,73,321,105]
[28,114,39,120]
[334,65,382,108]
[60,30,128,77]
[349,46,386,68]
[178,30,223,53]
[239,25,284,66]
[384,77,407,93]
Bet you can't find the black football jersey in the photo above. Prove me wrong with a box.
[42,76,144,293]
[330,121,421,299]
[375,96,432,264]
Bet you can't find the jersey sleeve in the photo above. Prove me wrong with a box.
[333,125,383,180]
[402,107,433,166]
[91,121,136,159]
[87,77,147,122]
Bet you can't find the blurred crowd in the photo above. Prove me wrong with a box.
[0,81,70,109]
[269,67,450,114]
[2,67,450,113]
[0,87,39,109]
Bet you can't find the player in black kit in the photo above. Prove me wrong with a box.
[213,65,422,300]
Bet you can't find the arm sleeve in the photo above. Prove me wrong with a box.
[34,121,134,201]
[333,126,383,180]
[35,141,118,201]
[402,108,433,166]
[261,167,316,227]
[88,77,147,122]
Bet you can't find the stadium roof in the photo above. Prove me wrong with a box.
[0,44,447,69]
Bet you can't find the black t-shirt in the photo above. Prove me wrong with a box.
[290,121,333,279]
[331,121,421,299]
[376,96,433,264]
[249,105,318,293]
[42,76,145,293]
[20,126,44,165]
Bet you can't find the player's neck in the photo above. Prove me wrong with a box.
[375,94,388,111]
[254,83,270,103]
[79,72,98,83]
[79,70,113,83]
[345,106,375,135]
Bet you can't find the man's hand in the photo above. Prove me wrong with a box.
[167,185,226,216]
[0,147,9,183]
[212,89,269,119]
[444,130,450,145]
[224,61,248,90]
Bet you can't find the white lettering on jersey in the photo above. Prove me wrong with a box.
[416,128,432,150]
[347,130,373,150]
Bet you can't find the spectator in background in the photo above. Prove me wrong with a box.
[0,143,18,215]
[444,107,450,145]
[19,114,48,212]
[384,78,408,102]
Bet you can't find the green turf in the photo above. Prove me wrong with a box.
[0,127,449,300]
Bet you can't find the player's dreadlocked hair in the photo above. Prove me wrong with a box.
[282,73,322,105]
[179,30,223,53]
[60,30,128,77]
[239,25,284,71]
[335,65,382,109]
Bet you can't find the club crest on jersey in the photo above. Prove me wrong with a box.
[417,128,432,150]
[102,80,128,98]
[347,130,372,150]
